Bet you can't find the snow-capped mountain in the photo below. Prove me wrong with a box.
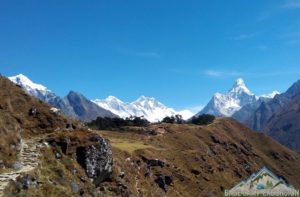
[8,74,192,122]
[8,74,116,121]
[93,96,194,122]
[9,74,58,103]
[197,78,278,117]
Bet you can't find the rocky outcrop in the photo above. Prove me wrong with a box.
[76,136,113,185]
[154,174,173,192]
[46,132,113,186]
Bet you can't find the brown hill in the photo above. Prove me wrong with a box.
[0,76,113,197]
[0,75,71,166]
[98,118,300,196]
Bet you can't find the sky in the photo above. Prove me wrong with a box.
[1,0,300,112]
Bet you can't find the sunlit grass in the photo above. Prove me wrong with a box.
[109,138,155,154]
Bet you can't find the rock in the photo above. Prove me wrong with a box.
[21,174,35,189]
[191,169,200,175]
[119,171,125,178]
[55,169,65,179]
[70,181,80,193]
[144,172,150,177]
[240,140,252,151]
[28,108,37,116]
[76,136,113,186]
[66,123,77,130]
[211,135,222,144]
[47,138,70,154]
[154,174,173,192]
[50,107,60,114]
[141,156,165,168]
[12,161,23,170]
[0,160,4,168]
[271,151,282,160]
[54,150,62,159]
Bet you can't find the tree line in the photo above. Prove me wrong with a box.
[87,114,215,130]
[161,114,215,125]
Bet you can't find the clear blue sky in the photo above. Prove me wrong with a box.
[1,0,300,112]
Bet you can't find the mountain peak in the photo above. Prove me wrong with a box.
[229,78,253,95]
[93,95,193,122]
[136,95,155,101]
[9,74,48,91]
[105,96,124,104]
[235,78,245,86]
[198,78,256,117]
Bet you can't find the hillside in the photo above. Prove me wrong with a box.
[0,76,114,196]
[98,118,300,196]
[264,94,300,154]
[0,75,70,166]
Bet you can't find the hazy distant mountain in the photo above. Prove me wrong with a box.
[232,96,276,124]
[243,79,300,131]
[264,94,300,153]
[93,96,194,122]
[9,74,116,122]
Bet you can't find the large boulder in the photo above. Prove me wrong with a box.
[76,135,113,185]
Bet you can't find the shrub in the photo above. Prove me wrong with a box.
[161,114,184,124]
[189,114,215,125]
[87,116,149,130]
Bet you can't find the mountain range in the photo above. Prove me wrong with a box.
[9,74,116,122]
[9,74,193,122]
[8,74,300,154]
[93,96,193,122]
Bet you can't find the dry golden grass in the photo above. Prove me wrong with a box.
[98,119,300,197]
[109,138,156,154]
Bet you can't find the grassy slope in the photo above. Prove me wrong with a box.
[0,76,71,167]
[98,118,300,197]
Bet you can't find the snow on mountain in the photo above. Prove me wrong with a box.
[198,78,257,117]
[93,95,194,122]
[259,91,280,99]
[8,74,117,121]
[8,74,58,102]
[93,96,132,118]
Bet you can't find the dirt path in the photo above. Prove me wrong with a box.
[0,138,43,196]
